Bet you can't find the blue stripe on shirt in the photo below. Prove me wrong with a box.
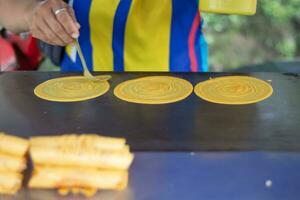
[112,0,132,72]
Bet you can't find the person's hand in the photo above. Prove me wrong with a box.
[26,0,80,46]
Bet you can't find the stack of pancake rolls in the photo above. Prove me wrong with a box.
[28,134,134,197]
[0,132,29,195]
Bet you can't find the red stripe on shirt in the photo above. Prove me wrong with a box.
[188,12,201,72]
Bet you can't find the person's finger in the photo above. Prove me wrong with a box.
[42,20,66,46]
[54,6,79,39]
[37,18,66,46]
[43,13,73,45]
[31,27,56,46]
[67,6,81,29]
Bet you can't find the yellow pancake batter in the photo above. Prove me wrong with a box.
[34,76,110,102]
[194,76,273,105]
[114,76,193,104]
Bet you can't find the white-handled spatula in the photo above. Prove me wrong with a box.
[75,39,111,82]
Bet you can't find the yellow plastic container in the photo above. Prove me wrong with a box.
[200,0,257,15]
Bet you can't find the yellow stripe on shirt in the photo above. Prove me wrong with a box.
[124,0,172,71]
[89,0,120,71]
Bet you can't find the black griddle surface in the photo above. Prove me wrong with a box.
[0,72,299,152]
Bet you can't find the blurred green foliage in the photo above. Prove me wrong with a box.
[203,0,300,71]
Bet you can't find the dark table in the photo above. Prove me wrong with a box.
[0,72,300,200]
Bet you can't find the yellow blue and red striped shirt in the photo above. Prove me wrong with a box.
[61,0,208,72]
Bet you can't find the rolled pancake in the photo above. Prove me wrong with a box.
[0,171,23,195]
[194,76,273,105]
[114,76,193,104]
[30,134,126,151]
[29,166,128,190]
[0,133,29,157]
[30,145,134,170]
[0,153,26,172]
[34,76,110,102]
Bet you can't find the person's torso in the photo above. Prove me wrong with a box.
[61,0,208,72]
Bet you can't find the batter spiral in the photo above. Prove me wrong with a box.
[34,76,110,102]
[114,76,193,104]
[194,76,273,105]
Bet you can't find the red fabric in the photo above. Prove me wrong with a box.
[5,33,42,70]
[0,36,17,71]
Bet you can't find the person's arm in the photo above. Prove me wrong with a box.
[0,0,37,33]
[0,0,80,46]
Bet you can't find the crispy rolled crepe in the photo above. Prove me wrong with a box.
[30,134,126,151]
[0,132,29,157]
[29,166,128,190]
[0,153,26,172]
[0,171,23,195]
[30,145,134,170]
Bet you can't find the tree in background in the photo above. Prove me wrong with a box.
[203,0,300,71]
